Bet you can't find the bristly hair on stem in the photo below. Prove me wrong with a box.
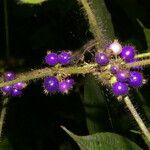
[0,57,150,88]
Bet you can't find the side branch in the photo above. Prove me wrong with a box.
[0,98,8,137]
[79,0,103,49]
[135,52,150,59]
[124,96,150,142]
[126,58,150,68]
[0,64,97,88]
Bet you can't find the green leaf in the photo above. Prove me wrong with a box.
[84,75,113,134]
[62,126,142,150]
[137,19,150,49]
[18,0,47,4]
[59,141,73,150]
[0,139,13,150]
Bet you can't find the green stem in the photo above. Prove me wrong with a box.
[0,64,97,88]
[126,58,150,68]
[79,0,102,49]
[78,0,114,49]
[3,0,10,59]
[0,98,9,138]
[124,96,150,143]
[1,57,150,88]
[135,52,150,59]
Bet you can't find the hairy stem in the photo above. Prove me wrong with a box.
[78,0,114,49]
[0,64,97,88]
[79,0,102,49]
[1,57,150,88]
[0,98,8,138]
[126,58,150,68]
[124,96,150,142]
[135,52,150,59]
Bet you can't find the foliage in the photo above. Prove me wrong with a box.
[62,126,142,150]
[0,0,150,150]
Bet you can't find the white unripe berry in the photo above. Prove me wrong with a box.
[109,40,122,55]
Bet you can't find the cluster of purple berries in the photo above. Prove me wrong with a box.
[43,76,75,94]
[43,51,75,94]
[95,40,143,96]
[45,51,71,66]
[1,71,26,97]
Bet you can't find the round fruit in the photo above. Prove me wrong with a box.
[120,46,135,62]
[58,52,71,65]
[129,71,143,88]
[43,76,59,93]
[66,78,75,85]
[111,66,119,74]
[4,71,15,81]
[116,71,129,82]
[1,85,13,93]
[13,82,26,90]
[112,82,128,96]
[45,52,58,66]
[59,81,70,93]
[109,41,122,55]
[95,53,109,66]
[11,89,22,97]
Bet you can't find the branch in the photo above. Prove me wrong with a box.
[0,64,97,88]
[126,58,150,68]
[124,96,150,142]
[0,97,8,138]
[78,0,114,49]
[135,52,150,59]
[79,0,102,49]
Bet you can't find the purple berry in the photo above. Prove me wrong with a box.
[1,85,13,93]
[4,71,15,81]
[112,82,128,96]
[120,46,135,62]
[59,81,71,93]
[45,52,58,66]
[13,82,26,90]
[111,66,119,74]
[95,53,109,66]
[116,71,129,82]
[66,78,75,86]
[58,52,71,65]
[43,76,59,93]
[129,71,143,88]
[11,89,22,97]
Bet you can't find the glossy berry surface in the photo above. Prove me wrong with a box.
[13,82,26,90]
[45,52,58,66]
[58,52,71,65]
[116,71,129,82]
[109,41,122,55]
[112,82,128,96]
[111,66,119,74]
[11,89,22,97]
[59,81,71,93]
[4,71,15,81]
[43,76,59,93]
[120,46,135,62]
[1,85,13,93]
[66,78,75,86]
[95,53,109,66]
[129,71,143,88]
